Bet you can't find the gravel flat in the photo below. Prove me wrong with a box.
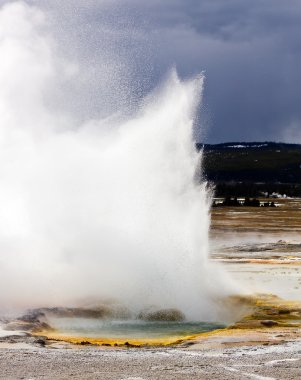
[1,339,301,380]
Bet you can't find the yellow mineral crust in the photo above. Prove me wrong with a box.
[33,331,202,347]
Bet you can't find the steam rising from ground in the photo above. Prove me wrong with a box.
[0,2,228,320]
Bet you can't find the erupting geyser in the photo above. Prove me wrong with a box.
[0,1,229,321]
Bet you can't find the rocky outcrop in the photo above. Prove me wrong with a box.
[138,308,185,322]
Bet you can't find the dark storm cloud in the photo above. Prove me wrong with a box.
[123,0,301,143]
[24,1,301,142]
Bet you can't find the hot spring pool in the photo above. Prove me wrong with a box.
[47,318,225,341]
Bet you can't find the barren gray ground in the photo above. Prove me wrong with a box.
[1,340,301,380]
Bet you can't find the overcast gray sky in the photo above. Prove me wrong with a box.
[25,1,301,143]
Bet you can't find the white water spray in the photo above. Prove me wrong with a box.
[0,2,228,321]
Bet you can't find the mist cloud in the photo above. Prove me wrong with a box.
[0,2,232,319]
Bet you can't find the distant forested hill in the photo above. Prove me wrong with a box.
[197,142,301,197]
